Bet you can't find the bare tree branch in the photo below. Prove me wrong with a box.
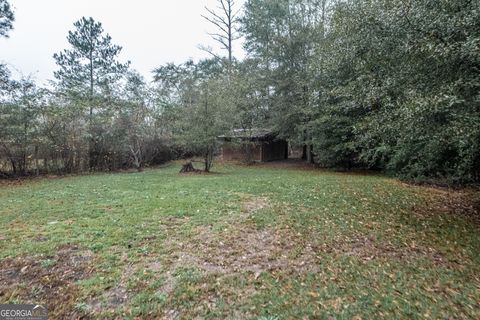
[201,0,239,64]
[198,44,223,61]
[201,13,229,35]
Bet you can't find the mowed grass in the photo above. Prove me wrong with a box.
[0,163,479,319]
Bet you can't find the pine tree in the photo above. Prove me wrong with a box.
[53,17,129,170]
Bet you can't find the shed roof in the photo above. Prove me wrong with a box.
[218,128,277,140]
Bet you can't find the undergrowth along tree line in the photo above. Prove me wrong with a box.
[0,0,479,183]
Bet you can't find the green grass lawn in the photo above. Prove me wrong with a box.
[0,163,479,319]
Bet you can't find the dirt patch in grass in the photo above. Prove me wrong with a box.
[333,235,449,265]
[0,244,95,319]
[165,225,319,275]
[179,171,224,176]
[160,224,456,279]
[151,261,177,298]
[242,196,270,213]
[87,251,136,315]
[141,222,320,318]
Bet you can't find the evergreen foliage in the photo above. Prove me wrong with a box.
[1,2,479,183]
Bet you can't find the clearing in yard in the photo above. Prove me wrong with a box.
[0,163,479,319]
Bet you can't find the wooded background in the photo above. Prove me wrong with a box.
[1,0,479,184]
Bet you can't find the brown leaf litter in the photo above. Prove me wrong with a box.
[165,227,453,276]
[242,196,271,213]
[87,249,137,315]
[0,244,95,319]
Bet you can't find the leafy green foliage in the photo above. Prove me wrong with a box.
[153,59,234,171]
[327,0,480,183]
[53,17,130,171]
[1,17,174,176]
[0,0,14,38]
[0,78,42,175]
[53,17,129,95]
[1,1,479,183]
[241,0,480,183]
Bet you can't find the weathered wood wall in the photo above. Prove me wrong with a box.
[221,143,262,162]
[262,140,288,162]
[221,140,288,162]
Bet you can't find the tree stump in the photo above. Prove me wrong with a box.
[179,161,198,173]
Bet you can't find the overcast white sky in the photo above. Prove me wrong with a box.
[0,0,246,85]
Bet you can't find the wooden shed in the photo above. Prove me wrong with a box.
[219,129,288,162]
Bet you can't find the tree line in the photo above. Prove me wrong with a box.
[1,0,479,184]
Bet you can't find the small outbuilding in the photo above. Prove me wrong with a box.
[219,129,288,162]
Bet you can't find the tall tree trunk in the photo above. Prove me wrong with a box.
[10,158,16,175]
[34,145,39,176]
[202,0,237,67]
[21,122,28,176]
[306,144,313,164]
[88,49,95,171]
[43,154,48,173]
[303,129,314,164]
[204,147,213,172]
[204,153,209,172]
[129,143,143,172]
[227,0,233,64]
